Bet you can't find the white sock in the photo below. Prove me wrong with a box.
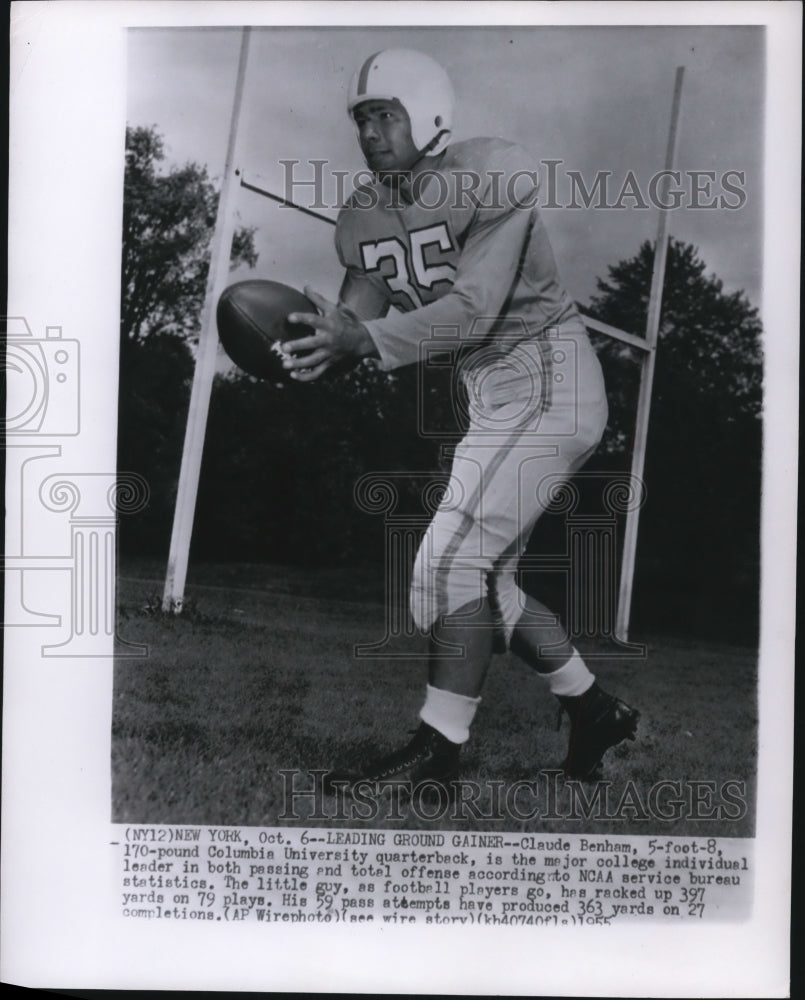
[419,684,481,744]
[543,650,595,697]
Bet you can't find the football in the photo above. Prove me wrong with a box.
[216,279,317,382]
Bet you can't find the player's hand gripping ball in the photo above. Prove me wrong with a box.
[216,280,318,383]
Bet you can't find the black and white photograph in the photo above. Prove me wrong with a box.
[114,23,764,831]
[3,2,798,994]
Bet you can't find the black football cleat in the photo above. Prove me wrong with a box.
[324,722,461,799]
[558,683,639,780]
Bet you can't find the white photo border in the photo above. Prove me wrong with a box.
[3,2,798,995]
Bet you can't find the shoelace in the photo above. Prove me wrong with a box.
[371,731,430,780]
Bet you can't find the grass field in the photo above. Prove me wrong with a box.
[113,559,757,836]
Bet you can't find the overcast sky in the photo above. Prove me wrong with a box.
[127,24,764,318]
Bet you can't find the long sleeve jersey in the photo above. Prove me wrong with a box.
[335,137,580,371]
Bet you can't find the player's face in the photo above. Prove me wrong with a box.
[352,99,420,173]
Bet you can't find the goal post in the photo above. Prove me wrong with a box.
[615,66,685,638]
[162,27,252,613]
[161,52,683,643]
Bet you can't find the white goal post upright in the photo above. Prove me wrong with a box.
[615,66,685,639]
[162,27,252,612]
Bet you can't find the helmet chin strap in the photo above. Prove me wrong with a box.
[416,128,450,160]
[370,129,450,188]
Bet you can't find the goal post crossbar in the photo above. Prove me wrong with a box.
[580,314,652,353]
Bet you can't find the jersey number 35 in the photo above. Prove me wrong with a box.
[360,222,456,310]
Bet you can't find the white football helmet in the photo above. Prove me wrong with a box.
[347,49,455,157]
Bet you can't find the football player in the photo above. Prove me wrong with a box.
[283,49,638,791]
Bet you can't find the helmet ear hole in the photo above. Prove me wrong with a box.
[434,115,443,127]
